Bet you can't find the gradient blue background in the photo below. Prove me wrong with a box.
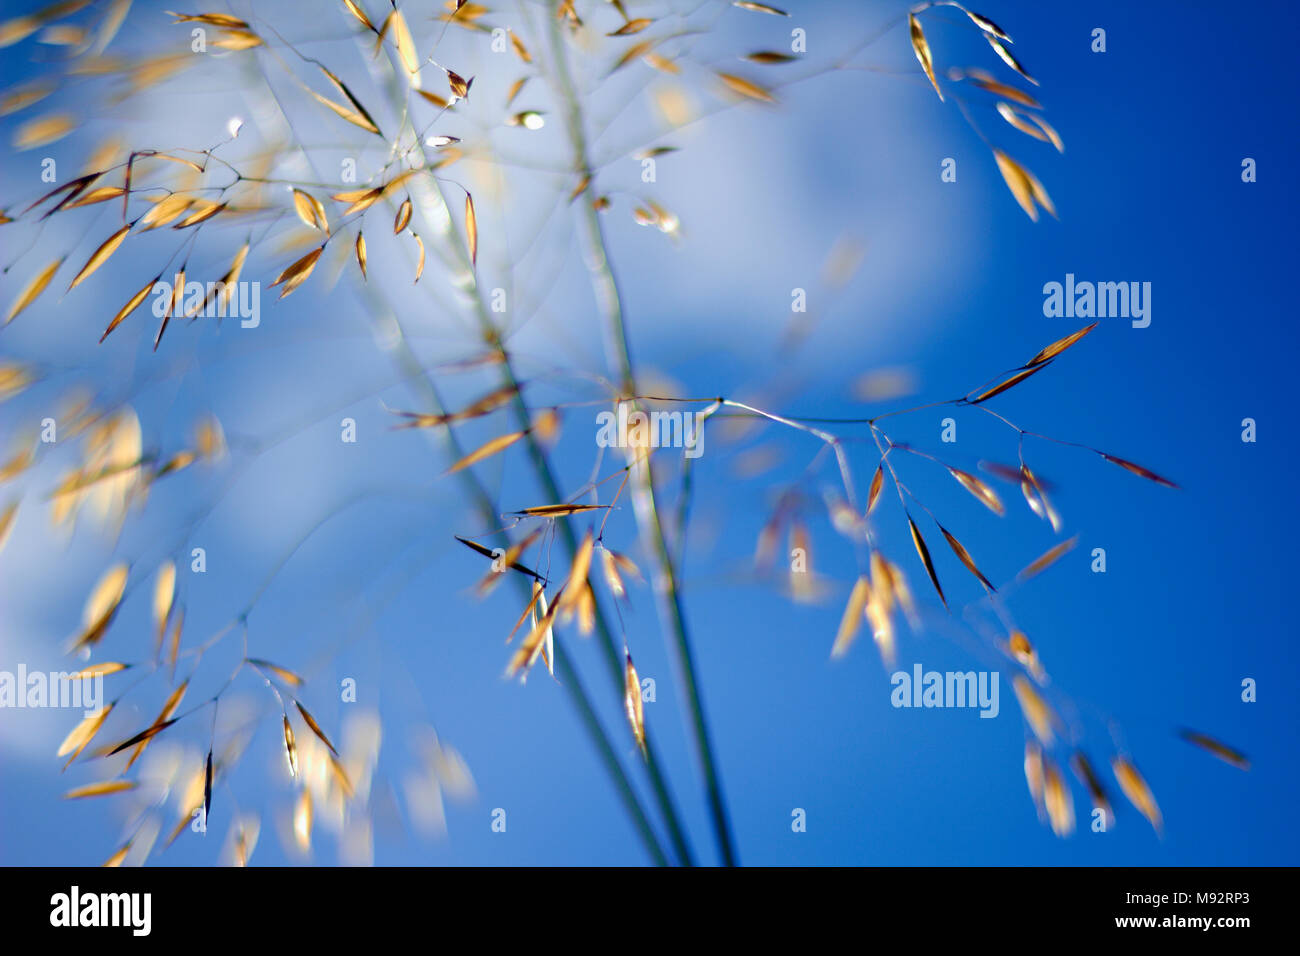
[0,0,1295,865]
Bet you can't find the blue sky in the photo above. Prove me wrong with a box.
[0,0,1296,866]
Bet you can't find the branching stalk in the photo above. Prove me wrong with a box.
[369,51,696,865]
[543,9,739,866]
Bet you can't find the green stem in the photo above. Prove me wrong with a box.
[544,10,739,866]
[496,346,697,868]
[357,288,670,866]
[369,48,695,864]
[234,45,670,862]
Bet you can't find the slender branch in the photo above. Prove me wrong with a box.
[544,9,738,866]
[361,287,673,865]
[244,30,685,866]
[359,38,696,865]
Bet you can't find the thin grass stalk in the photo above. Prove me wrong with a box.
[543,9,739,866]
[494,346,699,866]
[368,55,695,864]
[359,286,671,866]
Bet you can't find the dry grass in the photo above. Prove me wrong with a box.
[0,0,1245,865]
